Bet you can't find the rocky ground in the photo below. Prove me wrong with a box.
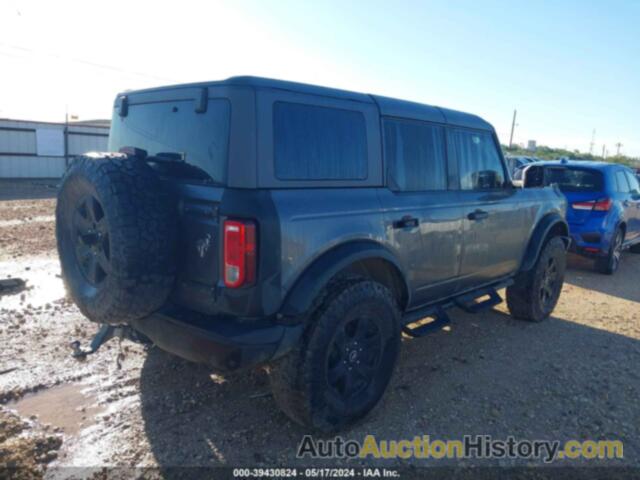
[0,195,639,477]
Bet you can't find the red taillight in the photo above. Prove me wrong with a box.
[593,198,612,211]
[223,220,256,288]
[572,198,612,212]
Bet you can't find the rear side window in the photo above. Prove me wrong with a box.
[383,119,446,191]
[615,171,631,193]
[544,167,604,192]
[109,98,230,184]
[274,102,367,180]
[625,171,640,194]
[450,129,505,190]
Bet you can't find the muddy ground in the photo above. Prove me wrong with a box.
[0,194,639,477]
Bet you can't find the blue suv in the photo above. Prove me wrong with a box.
[531,160,640,274]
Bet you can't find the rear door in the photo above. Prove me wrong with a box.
[448,128,529,290]
[377,117,463,306]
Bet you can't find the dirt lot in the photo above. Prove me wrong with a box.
[1,195,639,476]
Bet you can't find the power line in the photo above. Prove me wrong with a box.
[0,42,178,82]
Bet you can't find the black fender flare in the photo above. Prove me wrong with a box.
[519,213,569,272]
[279,241,409,318]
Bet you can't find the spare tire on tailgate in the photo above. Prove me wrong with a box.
[56,153,178,324]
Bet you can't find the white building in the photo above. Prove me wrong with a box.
[0,118,110,178]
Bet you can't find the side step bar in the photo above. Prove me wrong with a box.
[454,287,503,313]
[401,279,513,338]
[402,305,451,338]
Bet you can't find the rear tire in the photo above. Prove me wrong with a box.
[595,227,623,275]
[628,242,640,254]
[269,278,401,431]
[56,154,178,324]
[506,236,566,322]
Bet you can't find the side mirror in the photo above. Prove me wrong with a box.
[523,165,545,188]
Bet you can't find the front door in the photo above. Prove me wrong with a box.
[448,128,529,291]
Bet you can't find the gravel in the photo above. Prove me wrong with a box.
[0,197,638,473]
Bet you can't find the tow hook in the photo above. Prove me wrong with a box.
[70,324,147,359]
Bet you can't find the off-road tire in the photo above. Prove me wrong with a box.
[630,243,640,254]
[270,278,401,431]
[506,236,566,322]
[56,153,177,324]
[595,227,623,275]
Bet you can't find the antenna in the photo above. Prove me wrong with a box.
[508,109,517,148]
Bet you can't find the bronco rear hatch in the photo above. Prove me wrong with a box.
[108,88,231,312]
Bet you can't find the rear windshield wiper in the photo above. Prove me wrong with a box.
[118,146,224,186]
[150,152,185,163]
[119,147,185,163]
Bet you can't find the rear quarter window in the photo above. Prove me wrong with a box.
[273,102,367,180]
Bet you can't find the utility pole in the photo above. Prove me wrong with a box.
[589,129,596,155]
[615,142,623,156]
[508,109,517,148]
[63,105,69,169]
[601,144,606,160]
[64,108,69,169]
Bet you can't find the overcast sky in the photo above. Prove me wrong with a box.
[1,0,638,156]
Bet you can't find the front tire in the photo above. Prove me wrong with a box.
[507,236,566,322]
[270,278,401,431]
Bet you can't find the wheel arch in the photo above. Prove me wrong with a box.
[519,213,569,272]
[279,241,410,319]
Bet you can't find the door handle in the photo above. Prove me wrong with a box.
[393,215,419,229]
[467,209,489,221]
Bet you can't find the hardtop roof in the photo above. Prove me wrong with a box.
[533,160,628,171]
[118,76,494,131]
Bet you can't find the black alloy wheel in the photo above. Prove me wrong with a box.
[73,195,110,286]
[539,256,560,311]
[326,316,383,405]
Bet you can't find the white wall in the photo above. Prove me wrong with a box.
[0,119,109,178]
[0,155,67,178]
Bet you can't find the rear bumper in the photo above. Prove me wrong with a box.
[568,229,609,257]
[131,307,303,372]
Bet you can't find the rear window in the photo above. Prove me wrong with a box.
[273,102,367,181]
[109,98,230,184]
[543,167,603,192]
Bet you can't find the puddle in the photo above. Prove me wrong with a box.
[10,383,104,435]
[0,215,55,228]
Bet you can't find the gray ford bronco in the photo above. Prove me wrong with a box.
[56,76,569,431]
